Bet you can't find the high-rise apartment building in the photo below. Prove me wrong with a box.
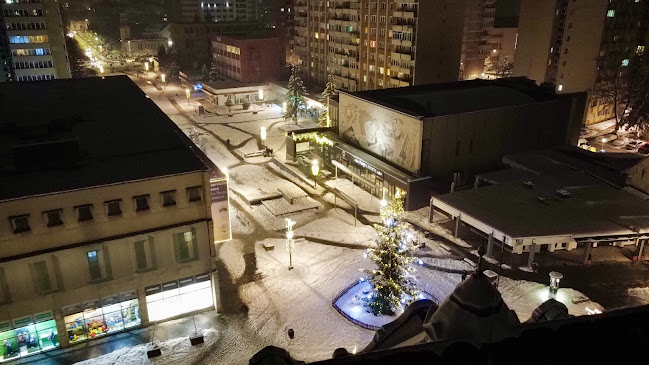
[460,0,518,80]
[291,0,466,91]
[169,0,262,23]
[513,0,649,125]
[0,0,71,82]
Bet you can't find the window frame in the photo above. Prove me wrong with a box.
[133,194,151,212]
[75,204,93,222]
[43,209,64,227]
[161,190,177,207]
[186,186,203,202]
[105,200,123,217]
[9,214,31,233]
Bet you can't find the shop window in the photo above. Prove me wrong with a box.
[9,215,30,234]
[133,195,150,211]
[0,313,60,361]
[134,237,157,272]
[145,274,213,322]
[64,293,141,344]
[75,205,93,222]
[186,186,202,202]
[161,190,177,207]
[173,228,198,263]
[43,210,63,227]
[87,248,111,282]
[104,200,122,216]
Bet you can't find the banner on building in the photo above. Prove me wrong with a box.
[210,174,231,242]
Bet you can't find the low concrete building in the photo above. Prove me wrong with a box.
[210,31,283,83]
[0,76,229,360]
[432,146,649,261]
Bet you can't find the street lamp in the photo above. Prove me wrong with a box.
[549,271,563,298]
[282,101,287,114]
[168,39,173,47]
[144,62,149,71]
[311,160,320,188]
[285,218,296,270]
[260,126,267,147]
[99,65,104,78]
[601,138,607,152]
[185,88,191,105]
[161,73,166,88]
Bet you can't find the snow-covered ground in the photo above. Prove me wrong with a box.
[229,164,304,204]
[325,178,381,213]
[202,124,252,146]
[294,208,376,246]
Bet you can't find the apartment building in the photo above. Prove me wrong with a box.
[460,0,518,80]
[169,0,260,23]
[513,0,649,125]
[210,31,283,82]
[0,0,70,82]
[291,0,466,91]
[0,76,229,361]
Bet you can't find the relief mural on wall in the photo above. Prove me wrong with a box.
[339,94,422,173]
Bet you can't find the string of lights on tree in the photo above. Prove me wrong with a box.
[360,190,423,316]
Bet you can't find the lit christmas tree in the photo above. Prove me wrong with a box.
[362,191,420,316]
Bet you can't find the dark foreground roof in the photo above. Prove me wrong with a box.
[345,77,573,118]
[0,76,213,201]
[309,304,649,365]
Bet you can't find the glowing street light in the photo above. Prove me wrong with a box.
[285,218,296,270]
[260,126,267,147]
[258,89,264,102]
[311,160,320,188]
[144,62,149,71]
[99,65,104,77]
[601,138,607,152]
[185,88,191,105]
[282,101,287,114]
[149,57,154,63]
[168,39,173,47]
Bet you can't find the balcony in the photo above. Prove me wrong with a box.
[391,18,416,27]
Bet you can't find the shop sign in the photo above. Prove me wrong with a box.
[0,321,11,331]
[145,284,162,296]
[353,157,383,177]
[195,272,211,283]
[62,303,82,316]
[33,311,53,322]
[179,276,195,288]
[83,299,100,310]
[162,280,179,291]
[210,178,228,203]
[119,290,137,302]
[101,294,119,307]
[12,315,33,328]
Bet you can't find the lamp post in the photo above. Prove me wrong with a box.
[185,88,191,105]
[260,126,267,147]
[258,89,264,106]
[311,160,320,188]
[285,218,296,270]
[601,138,607,152]
[99,65,104,78]
[549,271,563,298]
[144,62,149,72]
[161,74,166,89]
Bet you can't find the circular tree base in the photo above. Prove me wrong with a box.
[332,281,433,330]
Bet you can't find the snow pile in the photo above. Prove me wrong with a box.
[294,209,376,246]
[627,287,649,304]
[261,197,322,216]
[74,329,218,365]
[216,239,248,282]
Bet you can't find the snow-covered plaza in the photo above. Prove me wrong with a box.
[70,77,604,365]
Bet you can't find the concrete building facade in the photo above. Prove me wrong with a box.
[0,77,229,361]
[1,0,71,82]
[210,32,283,83]
[291,0,466,91]
[513,0,649,125]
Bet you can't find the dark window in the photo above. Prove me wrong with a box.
[187,186,202,202]
[134,195,150,211]
[76,205,93,222]
[10,215,30,233]
[44,209,63,227]
[87,250,102,280]
[105,200,122,216]
[162,190,177,207]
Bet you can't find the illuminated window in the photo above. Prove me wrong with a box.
[622,58,629,67]
[558,84,563,92]
[174,229,198,262]
[607,9,615,17]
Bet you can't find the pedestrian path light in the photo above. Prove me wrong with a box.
[311,160,320,188]
[260,126,267,146]
[185,88,191,105]
[285,218,296,270]
[144,62,149,71]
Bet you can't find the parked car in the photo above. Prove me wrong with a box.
[626,140,645,151]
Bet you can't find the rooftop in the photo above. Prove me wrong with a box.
[346,77,568,118]
[0,76,217,202]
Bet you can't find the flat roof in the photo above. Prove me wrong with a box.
[346,77,568,118]
[436,170,649,238]
[0,76,216,201]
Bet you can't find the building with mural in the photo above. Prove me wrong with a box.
[0,76,229,361]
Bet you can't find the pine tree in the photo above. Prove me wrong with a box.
[363,191,420,316]
[319,75,337,127]
[209,62,220,81]
[200,64,209,81]
[285,64,307,124]
[168,47,180,81]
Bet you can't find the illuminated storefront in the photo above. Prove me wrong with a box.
[0,311,59,362]
[145,273,213,322]
[63,290,141,344]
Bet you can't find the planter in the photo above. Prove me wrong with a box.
[189,331,204,346]
[146,343,162,358]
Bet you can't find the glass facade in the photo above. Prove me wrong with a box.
[0,312,59,362]
[145,273,213,322]
[64,291,141,344]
